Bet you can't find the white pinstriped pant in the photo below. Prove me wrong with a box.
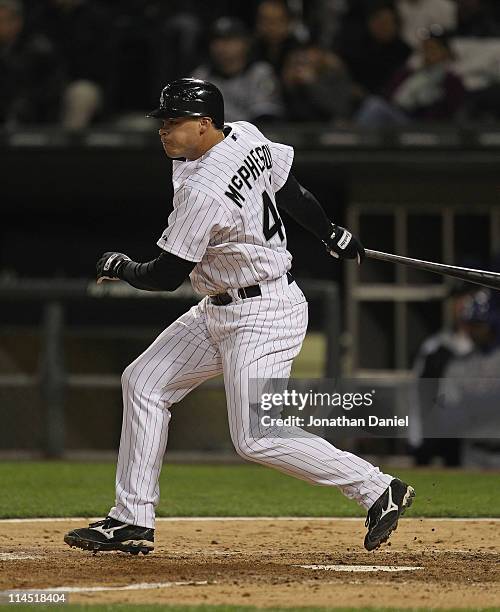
[109,277,393,528]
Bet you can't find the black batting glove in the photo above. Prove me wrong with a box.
[96,252,131,284]
[323,223,365,264]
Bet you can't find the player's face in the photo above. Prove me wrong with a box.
[158,117,204,159]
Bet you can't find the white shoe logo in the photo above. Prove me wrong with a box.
[380,486,399,519]
[91,523,127,540]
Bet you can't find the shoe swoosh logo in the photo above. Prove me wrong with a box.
[379,486,399,519]
[91,524,128,540]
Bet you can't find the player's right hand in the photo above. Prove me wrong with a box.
[323,224,365,264]
[96,252,131,284]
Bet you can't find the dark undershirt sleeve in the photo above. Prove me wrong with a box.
[118,250,197,291]
[275,173,332,240]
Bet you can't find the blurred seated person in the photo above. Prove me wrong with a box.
[0,0,64,125]
[252,0,301,75]
[336,1,411,96]
[192,17,283,122]
[396,0,457,49]
[281,44,354,123]
[356,29,465,126]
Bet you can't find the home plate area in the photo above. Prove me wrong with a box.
[0,518,499,608]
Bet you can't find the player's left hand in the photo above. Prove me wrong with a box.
[323,224,365,264]
[96,252,131,284]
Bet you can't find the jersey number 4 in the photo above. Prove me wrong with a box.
[262,190,284,242]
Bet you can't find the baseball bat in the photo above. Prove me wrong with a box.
[365,249,500,291]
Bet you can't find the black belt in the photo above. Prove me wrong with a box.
[210,273,293,306]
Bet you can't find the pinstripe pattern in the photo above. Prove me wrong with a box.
[109,281,392,529]
[110,309,223,528]
[108,121,393,529]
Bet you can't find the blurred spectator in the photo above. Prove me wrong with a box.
[33,0,112,129]
[356,30,465,125]
[410,286,474,466]
[305,0,349,49]
[396,0,457,49]
[0,0,64,125]
[252,0,301,75]
[453,0,500,38]
[438,289,500,467]
[141,1,262,111]
[281,44,354,122]
[336,2,412,96]
[192,17,283,122]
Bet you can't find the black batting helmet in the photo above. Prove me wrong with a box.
[147,78,224,129]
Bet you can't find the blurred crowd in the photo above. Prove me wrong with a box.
[2,0,500,129]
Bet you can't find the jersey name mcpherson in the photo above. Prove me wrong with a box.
[224,144,273,206]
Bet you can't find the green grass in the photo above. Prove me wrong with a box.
[0,463,499,519]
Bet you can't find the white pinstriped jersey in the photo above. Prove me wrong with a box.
[156,121,294,295]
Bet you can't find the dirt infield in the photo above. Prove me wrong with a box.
[1,518,499,608]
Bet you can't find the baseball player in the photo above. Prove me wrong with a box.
[64,78,415,555]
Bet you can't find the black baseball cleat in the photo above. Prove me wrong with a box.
[64,517,154,555]
[364,478,415,551]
